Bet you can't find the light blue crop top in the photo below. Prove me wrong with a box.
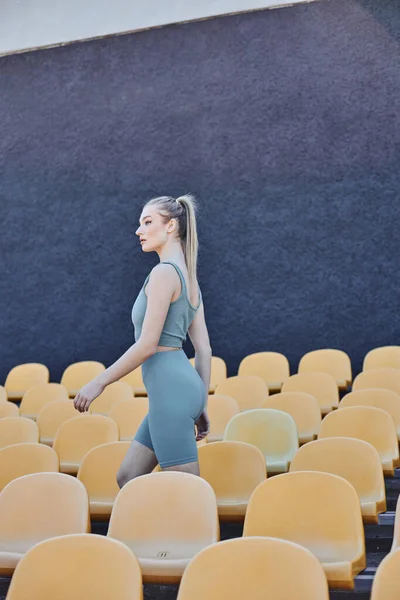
[131,261,202,348]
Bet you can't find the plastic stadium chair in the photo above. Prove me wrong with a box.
[89,381,133,415]
[198,441,266,520]
[298,349,352,390]
[290,438,386,523]
[340,388,400,442]
[0,472,90,575]
[77,441,130,519]
[243,471,366,589]
[0,402,19,418]
[60,361,106,397]
[5,363,49,402]
[190,356,227,393]
[206,394,240,442]
[53,415,119,474]
[109,398,149,441]
[120,367,146,397]
[19,383,69,420]
[0,386,7,403]
[36,400,81,446]
[215,376,268,412]
[262,392,321,444]
[108,472,219,583]
[177,537,329,600]
[318,406,399,476]
[224,409,298,473]
[370,548,400,600]
[0,417,39,449]
[364,346,400,371]
[353,368,400,396]
[238,352,290,393]
[282,372,339,415]
[0,443,59,492]
[390,495,400,551]
[6,534,142,600]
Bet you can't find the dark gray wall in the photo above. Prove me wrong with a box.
[1,0,399,383]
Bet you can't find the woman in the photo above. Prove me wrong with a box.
[73,194,212,483]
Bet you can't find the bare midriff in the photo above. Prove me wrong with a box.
[156,346,181,353]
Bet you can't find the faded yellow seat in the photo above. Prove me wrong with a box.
[5,363,49,402]
[190,356,227,394]
[6,534,142,600]
[120,367,146,396]
[19,383,69,420]
[0,402,19,418]
[0,443,59,492]
[238,352,290,393]
[177,537,329,600]
[36,400,81,446]
[207,395,240,442]
[77,441,130,519]
[61,361,106,398]
[109,398,149,441]
[89,381,133,415]
[198,441,266,520]
[364,346,400,371]
[389,495,400,551]
[282,372,339,415]
[108,472,219,583]
[0,417,39,449]
[0,387,7,403]
[340,388,400,442]
[353,368,400,396]
[215,376,268,412]
[290,438,386,523]
[263,392,321,444]
[243,471,365,589]
[0,473,90,575]
[224,408,298,473]
[370,548,400,600]
[298,349,352,390]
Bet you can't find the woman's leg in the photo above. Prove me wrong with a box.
[116,416,158,488]
[162,461,200,475]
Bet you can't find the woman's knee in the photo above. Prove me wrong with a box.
[116,466,131,489]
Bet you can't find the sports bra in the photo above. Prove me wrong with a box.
[131,261,202,348]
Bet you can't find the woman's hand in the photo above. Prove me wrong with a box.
[195,410,210,441]
[73,378,106,413]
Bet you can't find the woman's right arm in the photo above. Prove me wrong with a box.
[188,300,212,402]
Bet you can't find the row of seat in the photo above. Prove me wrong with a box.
[3,344,400,400]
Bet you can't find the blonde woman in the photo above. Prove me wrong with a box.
[73,195,212,482]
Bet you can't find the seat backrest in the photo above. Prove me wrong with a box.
[108,398,149,441]
[263,392,321,441]
[5,363,49,399]
[353,368,400,396]
[340,389,400,434]
[0,473,90,539]
[290,438,385,507]
[36,400,81,444]
[77,441,130,499]
[0,402,19,418]
[0,386,8,403]
[207,395,240,441]
[53,415,119,463]
[108,472,219,543]
[89,382,133,415]
[390,495,400,550]
[60,361,106,396]
[298,349,352,387]
[282,372,339,413]
[370,548,400,600]
[243,471,365,563]
[177,536,329,600]
[190,357,227,392]
[0,443,59,491]
[6,534,142,600]
[364,346,400,371]
[19,383,69,419]
[215,376,268,412]
[238,352,290,390]
[0,417,39,449]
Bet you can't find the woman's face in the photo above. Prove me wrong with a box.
[136,205,173,252]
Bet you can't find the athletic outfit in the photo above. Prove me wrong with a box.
[131,261,206,467]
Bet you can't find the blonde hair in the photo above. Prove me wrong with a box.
[145,194,199,284]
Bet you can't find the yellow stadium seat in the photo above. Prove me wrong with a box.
[0,417,39,449]
[207,394,240,442]
[108,398,149,441]
[0,443,59,492]
[390,495,400,551]
[108,472,219,583]
[353,368,400,396]
[36,400,81,446]
[0,386,7,402]
[223,409,298,473]
[238,352,290,392]
[89,381,133,415]
[53,415,119,474]
[177,537,329,600]
[282,372,339,415]
[0,402,19,418]
[0,472,90,575]
[60,361,106,397]
[190,356,227,393]
[6,534,142,600]
[290,438,386,524]
[298,349,352,390]
[243,471,365,589]
[319,406,399,476]
[5,363,49,402]
[262,392,321,444]
[340,388,400,442]
[370,548,400,600]
[198,441,266,520]
[364,346,400,371]
[215,376,268,412]
[120,367,146,396]
[19,383,69,420]
[77,441,130,519]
